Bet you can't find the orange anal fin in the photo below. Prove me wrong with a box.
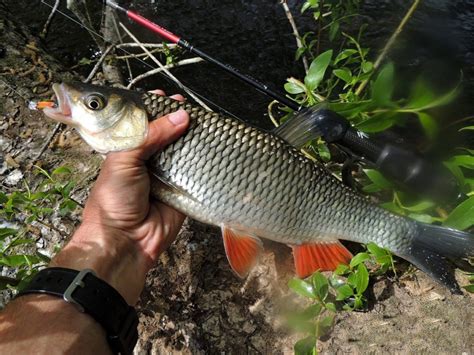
[222,226,263,278]
[291,241,352,278]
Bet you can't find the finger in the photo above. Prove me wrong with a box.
[138,109,190,159]
[170,94,185,102]
[148,89,166,96]
[149,90,185,103]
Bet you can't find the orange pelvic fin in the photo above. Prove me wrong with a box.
[291,241,352,278]
[222,226,263,278]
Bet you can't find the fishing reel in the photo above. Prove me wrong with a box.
[278,107,464,204]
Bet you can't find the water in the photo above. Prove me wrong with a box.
[4,0,474,138]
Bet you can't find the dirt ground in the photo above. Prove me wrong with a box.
[0,5,473,354]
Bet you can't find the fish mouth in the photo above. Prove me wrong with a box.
[42,83,73,125]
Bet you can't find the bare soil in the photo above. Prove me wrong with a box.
[1,5,473,354]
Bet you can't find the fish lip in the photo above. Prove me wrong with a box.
[42,83,73,124]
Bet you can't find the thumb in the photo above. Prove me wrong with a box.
[138,109,190,159]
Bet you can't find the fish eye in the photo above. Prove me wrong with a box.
[85,94,106,111]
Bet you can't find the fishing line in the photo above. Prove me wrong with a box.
[38,0,242,120]
[0,77,35,105]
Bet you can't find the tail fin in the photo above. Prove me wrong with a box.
[402,223,473,294]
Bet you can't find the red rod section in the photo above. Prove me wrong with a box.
[126,10,181,44]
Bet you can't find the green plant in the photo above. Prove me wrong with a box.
[0,166,78,292]
[281,0,474,272]
[287,243,395,354]
[282,1,473,350]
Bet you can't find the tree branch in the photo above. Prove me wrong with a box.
[281,0,309,73]
[119,23,212,110]
[127,58,204,89]
[355,0,421,96]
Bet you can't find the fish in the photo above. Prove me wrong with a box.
[41,82,474,293]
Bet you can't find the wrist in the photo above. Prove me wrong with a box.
[50,223,148,304]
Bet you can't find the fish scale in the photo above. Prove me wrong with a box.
[142,92,416,252]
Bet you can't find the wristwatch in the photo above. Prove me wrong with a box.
[16,267,139,355]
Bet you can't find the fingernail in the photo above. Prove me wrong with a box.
[168,110,187,126]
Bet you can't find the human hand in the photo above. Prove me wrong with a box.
[51,93,189,305]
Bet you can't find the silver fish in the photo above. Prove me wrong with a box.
[42,82,473,293]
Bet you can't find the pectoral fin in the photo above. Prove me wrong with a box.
[222,226,263,278]
[291,241,352,278]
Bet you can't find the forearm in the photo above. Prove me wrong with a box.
[0,294,111,354]
[0,223,147,354]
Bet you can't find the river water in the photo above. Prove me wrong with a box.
[4,0,474,139]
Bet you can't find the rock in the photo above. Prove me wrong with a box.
[4,168,23,185]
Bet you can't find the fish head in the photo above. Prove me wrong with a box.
[43,82,148,153]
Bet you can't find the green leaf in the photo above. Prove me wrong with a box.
[401,200,435,212]
[350,252,370,268]
[408,213,435,224]
[285,78,306,94]
[78,57,92,65]
[362,61,374,73]
[367,243,386,258]
[6,238,35,248]
[357,113,396,133]
[449,155,474,170]
[363,169,393,189]
[316,142,331,162]
[288,278,316,299]
[380,201,405,214]
[353,295,365,309]
[0,255,29,267]
[333,68,352,83]
[372,63,394,106]
[417,112,438,140]
[443,196,474,230]
[459,125,474,132]
[463,284,474,293]
[296,47,307,61]
[336,284,354,301]
[311,272,329,301]
[61,181,75,198]
[302,303,323,319]
[294,336,317,355]
[304,50,333,91]
[406,79,435,110]
[59,199,77,216]
[334,49,358,65]
[0,228,18,240]
[406,80,458,111]
[362,183,382,194]
[325,302,336,312]
[301,0,319,13]
[329,21,340,41]
[328,100,373,117]
[354,264,369,294]
[334,264,349,275]
[52,166,72,175]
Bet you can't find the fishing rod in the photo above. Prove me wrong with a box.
[105,0,299,111]
[105,0,461,202]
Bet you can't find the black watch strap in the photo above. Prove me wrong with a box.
[16,267,139,355]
